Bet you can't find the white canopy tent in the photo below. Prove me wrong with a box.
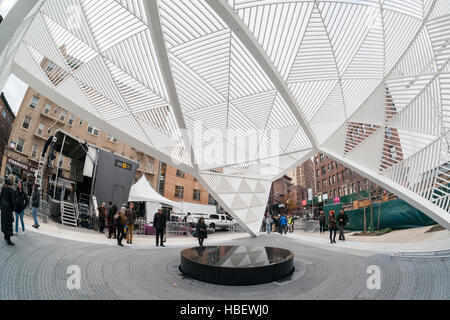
[128,176,180,224]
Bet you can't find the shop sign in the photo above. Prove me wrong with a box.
[7,157,38,174]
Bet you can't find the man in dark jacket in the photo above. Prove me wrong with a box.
[153,208,166,247]
[98,202,106,234]
[337,209,349,241]
[1,175,16,245]
[107,201,117,239]
[125,202,136,244]
[31,184,40,229]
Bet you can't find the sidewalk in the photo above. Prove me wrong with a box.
[18,215,248,249]
[285,226,450,255]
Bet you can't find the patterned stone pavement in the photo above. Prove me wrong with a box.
[0,232,448,300]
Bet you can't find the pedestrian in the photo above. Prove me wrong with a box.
[337,209,349,241]
[328,211,337,244]
[126,202,136,244]
[153,208,166,247]
[14,180,28,235]
[196,217,207,247]
[107,201,117,239]
[288,215,294,233]
[98,202,106,233]
[30,184,40,229]
[319,210,326,234]
[279,214,287,235]
[1,174,16,245]
[272,215,278,233]
[265,213,272,234]
[115,206,126,246]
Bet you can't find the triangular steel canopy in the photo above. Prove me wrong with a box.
[1,0,449,236]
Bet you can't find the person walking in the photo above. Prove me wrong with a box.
[115,206,126,246]
[265,213,272,234]
[288,215,294,233]
[319,210,326,234]
[337,209,349,241]
[14,180,28,235]
[153,208,166,247]
[30,184,40,229]
[272,215,278,233]
[107,201,117,239]
[98,202,106,234]
[1,174,16,245]
[126,202,136,244]
[196,217,207,247]
[328,211,338,244]
[279,214,287,235]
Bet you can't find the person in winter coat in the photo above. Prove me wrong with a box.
[107,201,117,239]
[125,202,136,244]
[153,208,166,247]
[98,202,106,234]
[14,180,28,235]
[1,174,16,245]
[279,214,288,235]
[319,210,326,234]
[196,217,207,247]
[328,211,338,244]
[115,206,126,246]
[265,213,272,234]
[31,184,40,229]
[337,209,349,241]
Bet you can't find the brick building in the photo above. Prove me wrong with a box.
[314,153,374,201]
[288,159,315,215]
[0,93,15,169]
[268,175,292,215]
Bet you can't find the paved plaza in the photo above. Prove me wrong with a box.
[0,225,449,300]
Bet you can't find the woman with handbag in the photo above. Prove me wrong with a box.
[14,180,28,235]
[196,217,207,247]
[115,206,126,246]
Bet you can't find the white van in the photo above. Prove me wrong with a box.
[187,213,235,230]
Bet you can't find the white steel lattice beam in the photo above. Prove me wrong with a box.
[205,0,319,149]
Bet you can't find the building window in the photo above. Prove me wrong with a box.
[22,115,32,130]
[37,123,45,136]
[386,127,393,139]
[30,96,39,109]
[193,189,201,201]
[389,146,397,158]
[59,156,64,168]
[321,166,326,175]
[317,182,320,190]
[87,124,99,136]
[176,170,185,178]
[322,180,326,188]
[362,124,366,134]
[333,175,336,184]
[31,145,38,159]
[43,103,51,114]
[320,154,324,162]
[317,169,320,177]
[329,177,332,185]
[79,119,83,125]
[16,138,25,153]
[338,188,341,197]
[106,134,118,143]
[59,110,67,122]
[68,114,75,126]
[208,194,217,205]
[175,186,184,198]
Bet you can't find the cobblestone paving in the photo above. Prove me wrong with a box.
[0,232,448,300]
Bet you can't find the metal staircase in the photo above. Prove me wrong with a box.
[61,201,78,227]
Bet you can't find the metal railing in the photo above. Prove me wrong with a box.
[166,222,193,237]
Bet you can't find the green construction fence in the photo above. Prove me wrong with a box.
[322,198,436,231]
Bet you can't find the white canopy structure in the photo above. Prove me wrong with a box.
[1,0,449,236]
[128,176,179,223]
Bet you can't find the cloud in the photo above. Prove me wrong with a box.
[2,74,28,115]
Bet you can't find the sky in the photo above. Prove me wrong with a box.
[1,0,28,115]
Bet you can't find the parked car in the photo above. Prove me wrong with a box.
[187,213,236,231]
